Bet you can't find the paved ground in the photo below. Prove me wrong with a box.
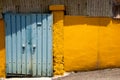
[5,78,52,80]
[53,68,120,80]
[4,68,120,80]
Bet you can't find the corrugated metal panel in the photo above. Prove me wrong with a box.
[87,0,113,17]
[65,0,87,15]
[4,13,53,77]
[1,0,113,16]
[51,0,64,4]
[2,0,50,13]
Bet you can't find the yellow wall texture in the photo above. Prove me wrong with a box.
[50,5,65,75]
[0,19,5,77]
[1,5,120,76]
[99,19,120,69]
[64,16,120,71]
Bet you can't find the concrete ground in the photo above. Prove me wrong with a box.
[4,78,52,80]
[53,68,120,80]
[3,68,120,80]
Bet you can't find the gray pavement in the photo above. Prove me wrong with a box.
[53,68,120,80]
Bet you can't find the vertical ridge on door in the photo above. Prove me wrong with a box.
[21,15,26,74]
[16,15,22,74]
[5,14,12,73]
[26,15,32,75]
[37,14,42,76]
[42,14,47,76]
[47,14,53,76]
[31,14,37,76]
[11,14,17,74]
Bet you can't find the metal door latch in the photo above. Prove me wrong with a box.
[22,44,25,48]
[37,22,42,26]
[33,45,36,49]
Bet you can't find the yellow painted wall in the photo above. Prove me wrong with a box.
[50,5,65,75]
[52,11,64,75]
[0,19,5,77]
[99,19,120,69]
[64,16,120,71]
[1,5,120,76]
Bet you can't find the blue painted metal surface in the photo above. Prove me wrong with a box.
[4,13,53,77]
[37,14,42,76]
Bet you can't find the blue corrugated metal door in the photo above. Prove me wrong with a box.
[4,13,53,77]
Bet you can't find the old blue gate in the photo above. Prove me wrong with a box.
[4,13,53,77]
